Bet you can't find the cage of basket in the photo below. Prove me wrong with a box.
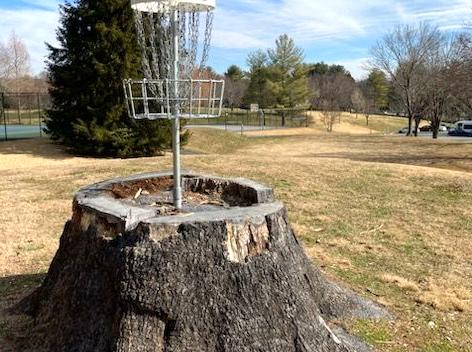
[125,0,224,208]
[123,78,225,120]
[124,0,224,121]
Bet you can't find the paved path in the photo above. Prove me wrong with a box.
[393,131,472,142]
[186,124,287,133]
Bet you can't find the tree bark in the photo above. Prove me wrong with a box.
[19,173,389,352]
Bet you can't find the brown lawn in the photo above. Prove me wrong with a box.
[0,126,471,351]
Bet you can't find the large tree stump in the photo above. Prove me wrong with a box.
[23,172,388,352]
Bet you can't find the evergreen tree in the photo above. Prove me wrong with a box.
[267,34,309,107]
[243,50,275,108]
[46,0,173,157]
[366,69,390,110]
[307,62,352,77]
[225,65,244,81]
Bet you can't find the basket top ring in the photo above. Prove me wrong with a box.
[131,0,215,13]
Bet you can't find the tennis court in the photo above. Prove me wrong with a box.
[0,124,44,141]
[1,92,49,141]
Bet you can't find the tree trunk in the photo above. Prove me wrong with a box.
[407,115,412,136]
[431,115,441,140]
[19,173,388,352]
[414,116,421,137]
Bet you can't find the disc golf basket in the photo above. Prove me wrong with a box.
[124,0,224,209]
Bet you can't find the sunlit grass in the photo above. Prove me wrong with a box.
[0,125,471,351]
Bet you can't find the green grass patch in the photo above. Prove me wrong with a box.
[349,319,393,346]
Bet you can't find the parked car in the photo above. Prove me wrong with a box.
[398,126,410,134]
[448,121,472,137]
[419,124,448,132]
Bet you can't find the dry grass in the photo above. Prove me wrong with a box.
[1,127,472,351]
[307,111,409,135]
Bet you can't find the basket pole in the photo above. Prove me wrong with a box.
[172,9,182,209]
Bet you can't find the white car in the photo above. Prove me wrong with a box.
[448,121,472,137]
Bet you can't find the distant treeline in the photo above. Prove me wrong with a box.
[222,26,472,138]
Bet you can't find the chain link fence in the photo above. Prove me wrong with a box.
[0,92,50,141]
[189,107,309,131]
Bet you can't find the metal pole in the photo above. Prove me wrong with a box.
[17,94,21,124]
[37,94,42,138]
[1,93,7,141]
[172,10,182,209]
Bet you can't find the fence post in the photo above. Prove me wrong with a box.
[37,94,42,138]
[1,93,7,141]
[30,96,33,125]
[17,94,20,124]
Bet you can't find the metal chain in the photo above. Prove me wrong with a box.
[132,5,215,104]
[146,12,160,96]
[190,9,200,75]
[134,10,154,82]
[160,12,172,80]
[179,10,186,59]
[200,9,214,72]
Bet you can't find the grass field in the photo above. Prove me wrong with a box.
[0,122,471,351]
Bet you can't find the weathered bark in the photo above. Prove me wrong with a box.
[20,173,388,352]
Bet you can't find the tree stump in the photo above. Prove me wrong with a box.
[23,172,388,352]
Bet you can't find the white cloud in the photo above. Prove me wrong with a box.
[213,0,472,50]
[332,58,370,80]
[212,30,267,49]
[21,0,59,11]
[0,7,59,74]
[0,0,471,75]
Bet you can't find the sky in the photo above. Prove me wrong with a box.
[0,0,471,80]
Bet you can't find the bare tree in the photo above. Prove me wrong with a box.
[320,104,340,132]
[310,72,355,131]
[8,31,30,81]
[358,80,378,126]
[370,23,442,136]
[362,95,376,127]
[351,88,365,118]
[311,73,350,131]
[1,31,31,123]
[448,33,472,116]
[0,40,12,82]
[416,34,457,138]
[224,77,248,110]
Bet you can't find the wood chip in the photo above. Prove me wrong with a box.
[134,188,143,199]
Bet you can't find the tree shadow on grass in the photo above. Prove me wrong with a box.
[0,273,45,352]
[302,152,472,173]
[0,138,72,161]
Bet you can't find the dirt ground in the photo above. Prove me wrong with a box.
[0,126,471,351]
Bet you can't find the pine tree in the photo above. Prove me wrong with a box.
[46,0,173,157]
[225,65,244,81]
[243,50,275,108]
[366,69,390,110]
[267,34,309,108]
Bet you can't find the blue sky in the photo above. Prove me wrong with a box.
[0,0,471,79]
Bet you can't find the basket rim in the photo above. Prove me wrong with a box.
[130,0,216,13]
